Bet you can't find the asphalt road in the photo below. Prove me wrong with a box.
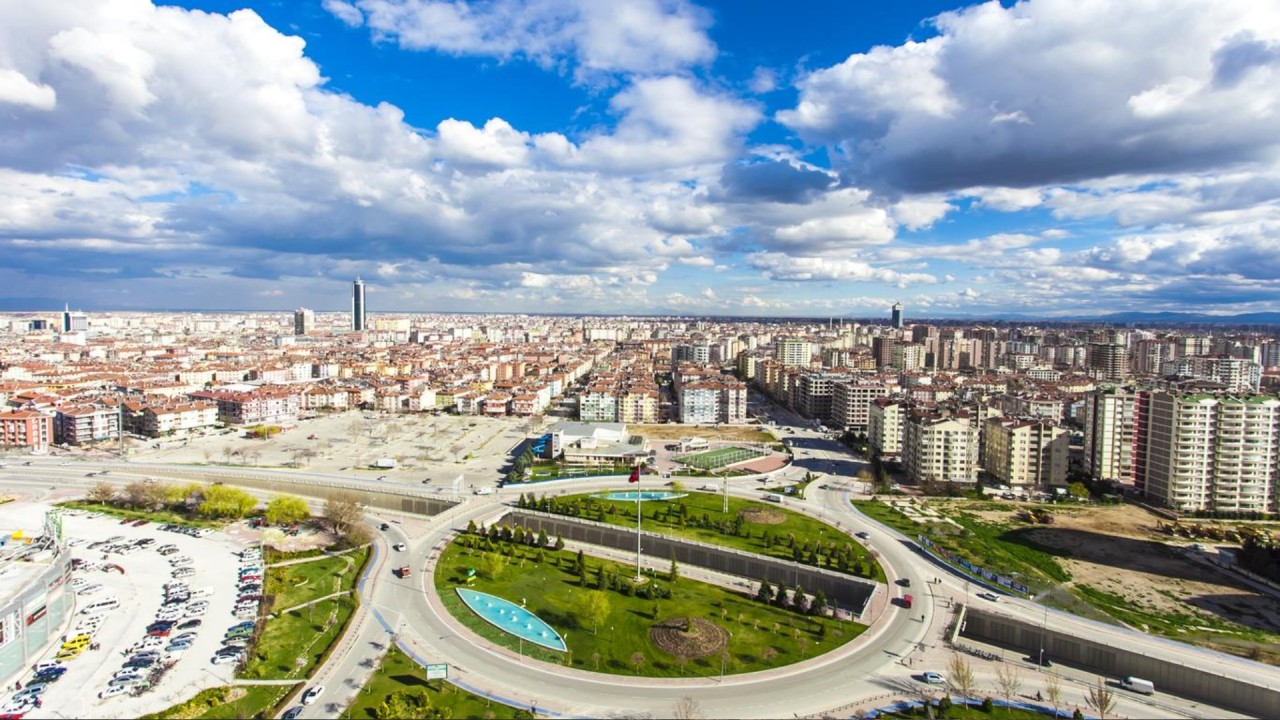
[2,425,1271,719]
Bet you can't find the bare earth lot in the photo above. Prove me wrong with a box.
[963,501,1280,658]
[632,423,777,443]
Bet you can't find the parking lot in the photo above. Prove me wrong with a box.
[6,508,256,719]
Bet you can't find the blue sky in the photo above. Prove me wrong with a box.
[1,0,1279,317]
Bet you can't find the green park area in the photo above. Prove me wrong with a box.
[435,530,865,678]
[265,547,370,613]
[141,685,298,720]
[854,499,1069,593]
[523,490,884,583]
[342,646,529,720]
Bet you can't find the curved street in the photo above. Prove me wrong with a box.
[1,422,1266,719]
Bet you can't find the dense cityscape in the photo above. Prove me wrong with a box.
[3,0,1280,718]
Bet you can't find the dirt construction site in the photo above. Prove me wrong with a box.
[959,500,1280,662]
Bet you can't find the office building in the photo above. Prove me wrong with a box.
[351,277,366,332]
[294,307,314,336]
[61,304,87,333]
[891,302,904,329]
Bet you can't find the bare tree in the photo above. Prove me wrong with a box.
[994,663,1022,712]
[1085,677,1116,720]
[86,480,117,505]
[122,480,150,508]
[947,653,976,703]
[590,651,601,670]
[323,491,365,537]
[1043,673,1063,716]
[629,651,645,674]
[671,696,703,720]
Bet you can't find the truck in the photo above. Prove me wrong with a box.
[1120,677,1155,695]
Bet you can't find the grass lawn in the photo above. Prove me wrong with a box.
[59,500,223,528]
[436,536,865,678]
[854,499,1068,592]
[343,646,523,720]
[240,595,358,680]
[266,548,369,612]
[877,703,1060,719]
[141,684,298,720]
[529,491,884,583]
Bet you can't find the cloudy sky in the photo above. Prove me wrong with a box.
[2,0,1279,317]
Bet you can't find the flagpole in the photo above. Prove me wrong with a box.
[635,463,643,582]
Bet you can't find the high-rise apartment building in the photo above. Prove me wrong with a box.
[1137,391,1280,513]
[293,307,314,336]
[831,380,896,432]
[868,398,906,458]
[872,336,897,369]
[1083,388,1136,484]
[351,277,366,332]
[1167,356,1262,393]
[982,417,1070,488]
[776,338,812,367]
[903,410,979,485]
[1088,342,1129,382]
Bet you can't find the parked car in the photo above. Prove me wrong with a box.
[177,619,203,630]
[99,685,130,700]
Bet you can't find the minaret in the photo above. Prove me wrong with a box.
[352,278,366,332]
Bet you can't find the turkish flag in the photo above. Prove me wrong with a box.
[628,465,640,483]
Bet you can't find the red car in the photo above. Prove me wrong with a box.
[148,628,172,637]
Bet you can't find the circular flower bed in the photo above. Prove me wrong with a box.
[738,507,786,525]
[649,617,729,658]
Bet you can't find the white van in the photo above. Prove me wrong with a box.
[82,596,120,614]
[474,487,494,495]
[1120,677,1155,695]
[764,493,783,503]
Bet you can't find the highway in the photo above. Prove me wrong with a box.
[2,423,1269,719]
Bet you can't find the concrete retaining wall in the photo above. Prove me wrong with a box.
[505,509,876,614]
[959,608,1280,718]
[150,469,461,518]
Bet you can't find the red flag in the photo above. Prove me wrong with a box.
[628,465,640,483]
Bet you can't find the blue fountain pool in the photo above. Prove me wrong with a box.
[455,588,567,652]
[590,491,687,502]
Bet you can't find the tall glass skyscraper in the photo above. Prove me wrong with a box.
[891,302,904,329]
[352,277,366,331]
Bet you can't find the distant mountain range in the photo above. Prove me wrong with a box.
[2,296,1279,325]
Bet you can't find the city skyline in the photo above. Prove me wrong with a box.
[2,1,1279,317]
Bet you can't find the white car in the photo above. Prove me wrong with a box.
[110,673,144,687]
[2,699,36,715]
[211,652,242,665]
[32,661,64,674]
[133,637,165,652]
[301,685,324,705]
[99,685,130,700]
[922,671,947,685]
[77,583,104,596]
[392,543,406,551]
[170,556,193,566]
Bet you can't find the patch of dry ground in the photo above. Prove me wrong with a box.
[633,424,776,443]
[957,500,1280,645]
